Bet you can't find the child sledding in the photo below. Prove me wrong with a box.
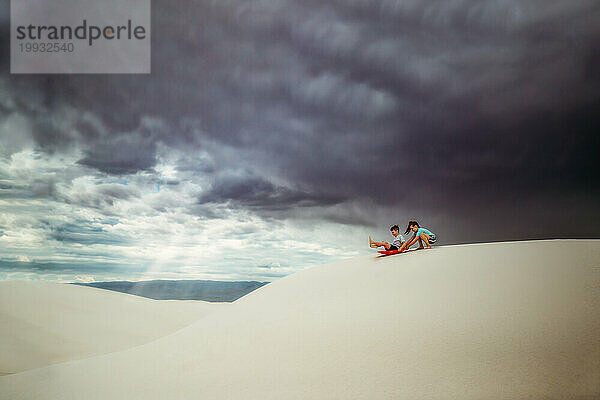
[370,220,436,255]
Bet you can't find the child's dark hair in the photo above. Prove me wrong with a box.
[390,224,399,232]
[405,220,419,234]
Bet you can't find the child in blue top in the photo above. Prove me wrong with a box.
[404,221,437,249]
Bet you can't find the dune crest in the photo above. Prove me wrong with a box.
[1,240,599,399]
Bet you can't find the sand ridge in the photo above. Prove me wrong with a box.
[0,280,226,374]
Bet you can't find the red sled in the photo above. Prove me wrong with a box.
[377,249,404,256]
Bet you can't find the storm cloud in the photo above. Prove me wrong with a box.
[0,0,599,280]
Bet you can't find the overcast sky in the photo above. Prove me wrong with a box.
[0,0,598,282]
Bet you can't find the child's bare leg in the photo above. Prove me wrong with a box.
[420,233,432,248]
[369,237,392,249]
[417,238,424,249]
[369,236,385,248]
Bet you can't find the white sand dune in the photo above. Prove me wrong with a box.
[1,240,599,399]
[0,281,225,375]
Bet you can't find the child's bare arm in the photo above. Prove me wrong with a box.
[404,236,416,248]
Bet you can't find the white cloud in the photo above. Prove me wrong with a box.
[0,148,377,283]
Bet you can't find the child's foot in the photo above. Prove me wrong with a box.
[425,246,432,249]
[417,246,424,250]
[369,238,375,248]
[369,236,378,248]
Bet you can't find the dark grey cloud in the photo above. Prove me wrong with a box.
[49,222,132,246]
[0,179,57,199]
[77,131,159,175]
[33,216,132,246]
[1,0,599,243]
[199,174,344,212]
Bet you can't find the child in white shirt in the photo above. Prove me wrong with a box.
[369,225,405,251]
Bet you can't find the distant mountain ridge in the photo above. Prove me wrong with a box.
[72,280,269,302]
